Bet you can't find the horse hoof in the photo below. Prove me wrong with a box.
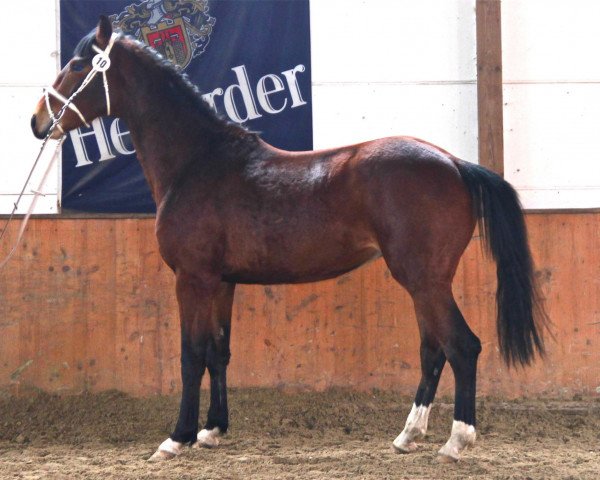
[392,427,423,454]
[392,441,418,454]
[195,427,221,448]
[436,420,475,463]
[148,449,177,462]
[437,451,459,463]
[437,441,461,462]
[148,437,183,461]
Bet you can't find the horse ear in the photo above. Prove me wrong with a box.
[96,15,113,48]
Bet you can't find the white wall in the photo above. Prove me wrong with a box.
[502,0,600,209]
[0,0,480,214]
[5,0,599,214]
[310,0,478,161]
[0,0,60,214]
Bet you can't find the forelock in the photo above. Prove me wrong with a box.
[73,29,97,58]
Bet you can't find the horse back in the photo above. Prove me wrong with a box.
[155,136,473,284]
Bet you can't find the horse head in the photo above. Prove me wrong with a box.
[31,16,118,139]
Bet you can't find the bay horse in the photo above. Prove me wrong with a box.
[31,17,547,463]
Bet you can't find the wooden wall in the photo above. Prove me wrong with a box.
[0,213,598,398]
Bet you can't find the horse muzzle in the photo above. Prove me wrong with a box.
[31,113,49,139]
[31,111,63,140]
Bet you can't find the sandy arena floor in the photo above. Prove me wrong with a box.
[0,389,599,479]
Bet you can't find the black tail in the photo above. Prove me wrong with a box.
[455,160,548,366]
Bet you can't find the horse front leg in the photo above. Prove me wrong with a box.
[196,282,236,448]
[150,270,220,461]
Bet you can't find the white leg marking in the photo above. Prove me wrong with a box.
[437,420,477,462]
[195,427,222,448]
[148,437,184,461]
[392,403,432,453]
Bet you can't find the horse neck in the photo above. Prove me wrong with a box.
[110,43,250,204]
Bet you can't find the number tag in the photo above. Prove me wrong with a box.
[92,53,111,72]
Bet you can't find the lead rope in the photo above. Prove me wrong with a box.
[0,32,118,270]
[0,136,65,270]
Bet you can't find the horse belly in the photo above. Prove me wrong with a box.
[221,235,381,285]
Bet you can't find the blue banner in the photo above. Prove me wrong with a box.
[60,0,312,213]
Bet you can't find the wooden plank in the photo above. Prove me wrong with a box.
[476,0,504,176]
[1,214,599,397]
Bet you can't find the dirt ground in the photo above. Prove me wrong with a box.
[0,389,599,480]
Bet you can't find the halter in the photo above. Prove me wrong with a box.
[0,32,120,270]
[43,32,119,133]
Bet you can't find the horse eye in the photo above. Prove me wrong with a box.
[70,61,85,72]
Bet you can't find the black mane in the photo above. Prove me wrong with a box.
[73,28,256,142]
[129,36,227,126]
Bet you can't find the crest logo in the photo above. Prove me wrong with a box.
[110,0,215,69]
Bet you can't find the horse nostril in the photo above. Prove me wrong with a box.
[31,114,36,131]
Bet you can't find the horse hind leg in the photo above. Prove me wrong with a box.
[436,299,480,462]
[388,280,480,461]
[405,287,480,462]
[393,338,446,453]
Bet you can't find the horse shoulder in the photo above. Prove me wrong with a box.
[154,174,227,271]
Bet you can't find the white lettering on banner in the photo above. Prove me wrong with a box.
[70,118,133,167]
[110,118,136,156]
[223,65,263,123]
[202,63,308,120]
[69,63,308,167]
[281,65,308,108]
[256,74,287,114]
[71,118,117,167]
[202,87,224,111]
